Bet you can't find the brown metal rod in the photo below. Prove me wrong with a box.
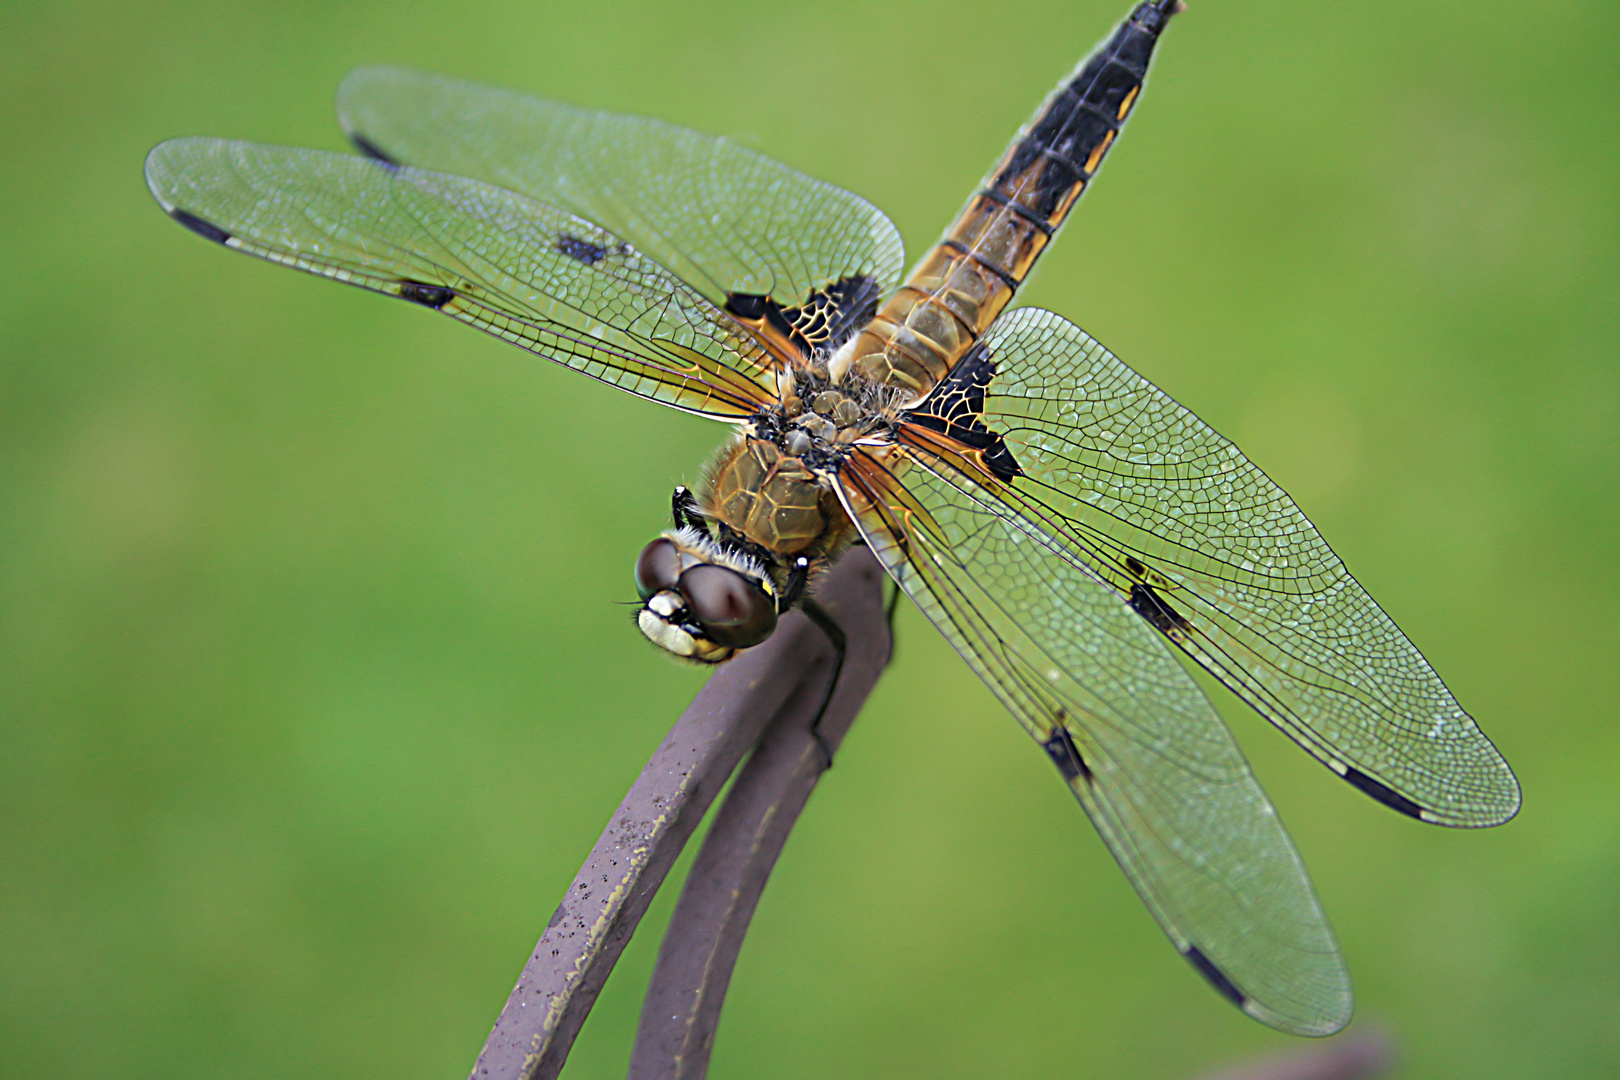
[467,547,889,1080]
[1192,1029,1394,1080]
[627,547,892,1080]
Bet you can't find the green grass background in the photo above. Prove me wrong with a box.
[3,0,1616,1076]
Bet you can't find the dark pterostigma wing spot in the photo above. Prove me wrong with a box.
[555,234,609,266]
[169,208,231,245]
[903,342,1023,481]
[398,280,455,309]
[1042,720,1093,783]
[1343,767,1426,820]
[349,133,402,168]
[1183,946,1248,1009]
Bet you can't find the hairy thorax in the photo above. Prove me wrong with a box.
[699,366,900,584]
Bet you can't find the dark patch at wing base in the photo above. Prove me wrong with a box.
[724,274,880,359]
[1042,722,1093,783]
[556,234,609,265]
[1183,946,1249,1009]
[349,133,402,168]
[398,280,455,309]
[1344,767,1427,820]
[169,208,231,245]
[722,293,769,320]
[902,343,1023,481]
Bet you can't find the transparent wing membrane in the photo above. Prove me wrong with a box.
[336,67,906,312]
[145,138,777,418]
[839,442,1353,1036]
[972,308,1520,826]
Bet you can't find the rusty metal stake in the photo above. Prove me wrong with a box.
[467,548,890,1080]
[627,549,892,1079]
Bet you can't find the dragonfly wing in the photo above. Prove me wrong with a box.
[336,67,905,319]
[145,138,779,419]
[966,307,1519,826]
[838,441,1352,1036]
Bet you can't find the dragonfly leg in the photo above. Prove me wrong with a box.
[777,555,812,614]
[883,578,901,661]
[671,485,704,530]
[798,597,846,770]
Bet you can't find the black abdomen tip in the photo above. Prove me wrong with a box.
[1140,0,1185,25]
[170,208,230,245]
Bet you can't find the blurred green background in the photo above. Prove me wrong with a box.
[3,0,1616,1076]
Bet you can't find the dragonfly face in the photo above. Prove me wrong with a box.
[633,528,780,662]
[146,0,1520,1039]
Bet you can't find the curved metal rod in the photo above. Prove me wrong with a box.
[1192,1029,1394,1080]
[467,547,890,1080]
[627,549,892,1080]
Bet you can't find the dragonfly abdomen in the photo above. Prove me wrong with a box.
[847,0,1181,399]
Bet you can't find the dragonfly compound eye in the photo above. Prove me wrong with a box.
[634,537,684,601]
[678,565,777,649]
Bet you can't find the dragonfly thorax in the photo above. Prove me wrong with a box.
[631,373,886,663]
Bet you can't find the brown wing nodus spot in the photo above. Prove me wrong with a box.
[1129,582,1190,637]
[1042,716,1093,783]
[398,279,455,309]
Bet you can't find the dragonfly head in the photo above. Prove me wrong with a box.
[634,529,778,663]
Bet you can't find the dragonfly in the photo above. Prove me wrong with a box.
[146,0,1518,1037]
